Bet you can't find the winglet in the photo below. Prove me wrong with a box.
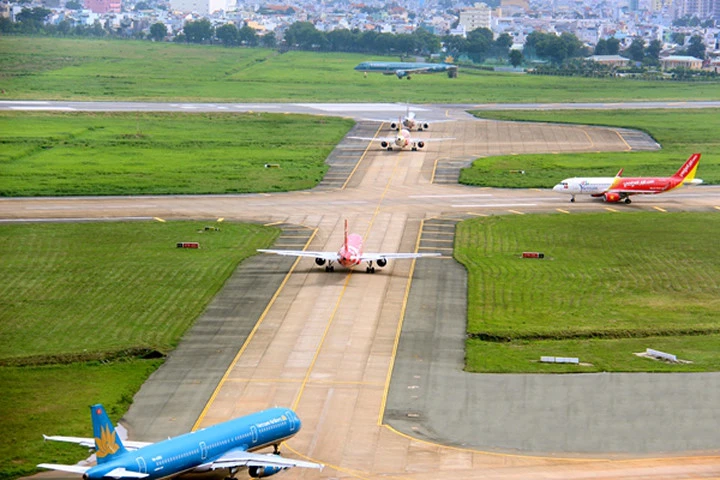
[615,168,624,177]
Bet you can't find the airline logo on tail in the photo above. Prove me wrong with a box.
[91,404,127,463]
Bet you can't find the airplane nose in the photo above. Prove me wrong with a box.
[552,184,563,192]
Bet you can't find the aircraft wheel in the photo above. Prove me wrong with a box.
[411,147,417,151]
[625,198,632,204]
[570,197,575,203]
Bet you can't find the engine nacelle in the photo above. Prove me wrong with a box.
[381,141,389,148]
[417,141,425,149]
[315,257,326,266]
[421,123,429,130]
[603,192,622,203]
[390,122,399,130]
[249,466,285,478]
[376,258,388,268]
[395,70,407,79]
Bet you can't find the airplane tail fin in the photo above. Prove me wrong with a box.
[90,404,128,463]
[673,153,701,181]
[344,219,349,251]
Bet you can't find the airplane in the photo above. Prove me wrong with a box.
[354,61,458,79]
[348,127,454,152]
[38,404,323,480]
[552,153,702,204]
[258,219,441,273]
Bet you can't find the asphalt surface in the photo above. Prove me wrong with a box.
[10,102,720,480]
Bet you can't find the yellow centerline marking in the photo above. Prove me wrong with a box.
[653,206,667,212]
[191,227,319,431]
[508,209,525,215]
[714,206,720,211]
[378,218,426,425]
[605,207,619,212]
[291,270,354,410]
[557,208,571,214]
[613,129,633,151]
[341,123,384,190]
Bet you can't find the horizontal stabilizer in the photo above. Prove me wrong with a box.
[43,434,151,450]
[37,463,91,475]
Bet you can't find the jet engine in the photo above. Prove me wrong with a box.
[417,141,425,149]
[376,258,388,268]
[421,122,430,130]
[395,70,407,79]
[315,258,326,266]
[603,192,622,203]
[390,122,399,130]
[381,141,389,149]
[249,466,285,478]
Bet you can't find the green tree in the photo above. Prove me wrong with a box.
[16,7,51,32]
[509,49,522,67]
[411,27,440,55]
[466,27,493,61]
[606,37,620,54]
[183,19,213,44]
[284,21,326,50]
[594,38,607,55]
[260,31,276,48]
[645,39,662,64]
[625,37,645,62]
[149,22,166,41]
[671,32,685,46]
[215,23,238,46]
[687,35,706,59]
[237,24,257,46]
[65,0,82,9]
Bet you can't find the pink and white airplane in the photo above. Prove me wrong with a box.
[553,153,703,204]
[258,220,441,273]
[350,126,454,151]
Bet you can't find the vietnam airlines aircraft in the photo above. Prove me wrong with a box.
[38,404,322,479]
[552,153,702,204]
[258,220,440,273]
[349,127,454,151]
[354,61,458,79]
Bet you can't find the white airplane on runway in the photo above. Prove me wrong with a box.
[349,127,454,152]
[258,220,440,273]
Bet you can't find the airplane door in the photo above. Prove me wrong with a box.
[250,425,258,444]
[285,410,296,432]
[136,457,147,474]
[200,441,208,461]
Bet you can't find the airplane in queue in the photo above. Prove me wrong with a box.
[354,61,458,79]
[552,153,702,204]
[349,126,454,152]
[258,220,441,273]
[38,404,322,480]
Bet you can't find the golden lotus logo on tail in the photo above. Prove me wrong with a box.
[95,425,120,458]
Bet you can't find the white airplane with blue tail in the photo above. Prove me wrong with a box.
[38,404,322,479]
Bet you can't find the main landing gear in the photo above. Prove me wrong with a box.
[226,467,238,480]
[570,196,575,203]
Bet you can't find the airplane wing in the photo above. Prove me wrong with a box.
[210,449,323,470]
[104,468,150,479]
[360,252,442,262]
[42,434,152,450]
[347,136,455,142]
[37,464,91,475]
[257,249,338,261]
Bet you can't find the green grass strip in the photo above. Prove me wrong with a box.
[0,111,353,197]
[461,108,720,187]
[456,212,720,373]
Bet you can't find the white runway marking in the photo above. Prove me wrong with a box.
[410,194,493,199]
[10,106,74,111]
[295,103,429,112]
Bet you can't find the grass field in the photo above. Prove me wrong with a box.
[0,111,353,196]
[0,360,162,480]
[2,37,720,102]
[460,108,720,187]
[0,220,278,479]
[455,212,720,373]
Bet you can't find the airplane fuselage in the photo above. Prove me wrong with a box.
[85,409,300,480]
[338,233,363,268]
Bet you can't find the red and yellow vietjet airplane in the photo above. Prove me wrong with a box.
[553,153,703,204]
[258,220,440,273]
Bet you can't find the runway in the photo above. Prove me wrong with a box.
[7,104,720,479]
